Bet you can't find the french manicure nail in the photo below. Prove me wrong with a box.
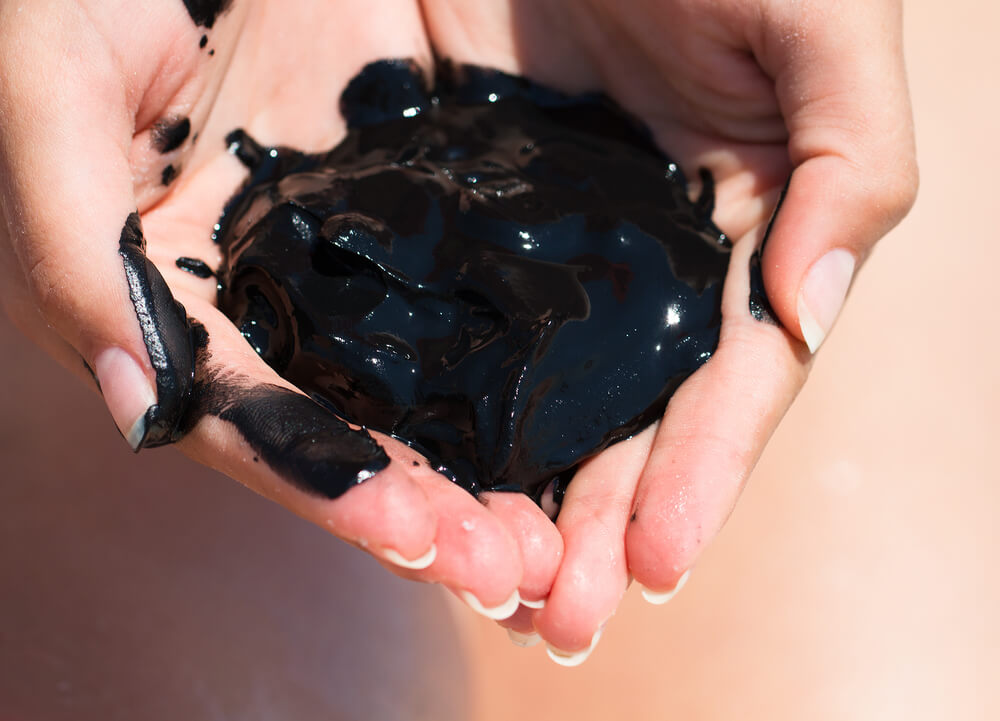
[797,248,855,353]
[546,626,604,667]
[383,544,437,570]
[507,629,542,648]
[641,569,691,605]
[94,347,157,451]
[458,589,521,620]
[519,597,546,609]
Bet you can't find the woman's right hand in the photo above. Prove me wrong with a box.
[0,0,562,622]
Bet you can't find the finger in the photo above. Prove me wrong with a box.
[753,0,918,352]
[297,414,522,610]
[0,15,194,450]
[172,292,523,619]
[387,475,525,618]
[627,238,808,596]
[414,475,524,619]
[531,424,657,666]
[175,296,439,569]
[155,207,523,611]
[0,223,90,384]
[480,491,563,608]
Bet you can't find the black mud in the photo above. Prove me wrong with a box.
[181,0,232,29]
[214,59,746,502]
[152,116,191,154]
[118,212,195,448]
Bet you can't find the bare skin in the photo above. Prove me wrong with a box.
[0,0,916,660]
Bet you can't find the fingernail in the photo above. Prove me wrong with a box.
[458,589,521,620]
[519,597,546,609]
[546,626,604,667]
[94,347,157,451]
[507,629,542,648]
[641,568,691,605]
[382,544,437,570]
[540,480,559,520]
[797,249,855,353]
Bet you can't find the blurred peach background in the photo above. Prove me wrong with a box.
[1,1,995,718]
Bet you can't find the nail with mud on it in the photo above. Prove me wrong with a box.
[94,347,157,451]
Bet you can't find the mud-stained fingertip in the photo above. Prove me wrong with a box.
[188,376,390,499]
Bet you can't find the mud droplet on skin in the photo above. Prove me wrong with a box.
[152,117,191,154]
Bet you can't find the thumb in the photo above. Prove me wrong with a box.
[0,27,193,449]
[103,212,195,448]
[756,0,918,352]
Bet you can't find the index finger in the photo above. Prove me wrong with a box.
[754,0,918,351]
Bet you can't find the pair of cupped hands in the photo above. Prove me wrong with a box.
[0,0,916,664]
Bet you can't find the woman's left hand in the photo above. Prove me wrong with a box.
[420,0,918,662]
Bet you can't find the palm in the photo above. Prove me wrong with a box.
[135,0,807,654]
[133,2,556,621]
[417,0,810,652]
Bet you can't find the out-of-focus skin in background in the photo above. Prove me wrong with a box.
[0,2,995,721]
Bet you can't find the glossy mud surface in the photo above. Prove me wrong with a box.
[183,320,390,499]
[216,60,732,500]
[118,212,195,448]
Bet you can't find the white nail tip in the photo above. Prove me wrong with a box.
[124,414,148,452]
[94,347,157,451]
[641,569,691,605]
[506,629,542,648]
[798,249,856,354]
[383,544,437,570]
[459,589,521,620]
[546,627,603,667]
[797,294,826,354]
[519,597,546,609]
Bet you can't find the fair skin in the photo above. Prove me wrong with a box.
[0,0,916,659]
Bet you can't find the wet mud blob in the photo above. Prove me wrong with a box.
[215,60,734,502]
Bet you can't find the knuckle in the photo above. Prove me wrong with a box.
[24,252,72,322]
[878,159,920,226]
[854,154,919,236]
[894,160,920,217]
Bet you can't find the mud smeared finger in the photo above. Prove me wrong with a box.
[117,212,195,448]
